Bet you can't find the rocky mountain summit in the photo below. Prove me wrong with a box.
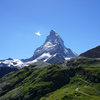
[27,30,77,63]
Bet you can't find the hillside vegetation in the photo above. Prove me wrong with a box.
[0,58,100,100]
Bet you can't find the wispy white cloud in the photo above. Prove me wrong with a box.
[35,32,41,36]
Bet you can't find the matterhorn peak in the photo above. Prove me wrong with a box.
[50,30,59,36]
[45,30,64,46]
[29,30,77,64]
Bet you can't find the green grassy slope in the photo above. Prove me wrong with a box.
[0,58,100,100]
[41,75,100,100]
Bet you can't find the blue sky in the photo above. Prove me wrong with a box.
[0,0,100,59]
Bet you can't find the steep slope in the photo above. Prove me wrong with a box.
[80,46,100,58]
[28,30,77,63]
[41,58,100,100]
[0,65,75,100]
[0,58,100,100]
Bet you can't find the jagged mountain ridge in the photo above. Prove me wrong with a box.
[28,30,77,63]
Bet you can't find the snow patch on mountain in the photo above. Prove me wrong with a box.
[43,42,56,49]
[33,53,52,62]
[22,59,38,67]
[0,59,24,68]
[38,53,51,59]
[65,58,71,60]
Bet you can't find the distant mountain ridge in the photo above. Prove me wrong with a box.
[80,46,100,58]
